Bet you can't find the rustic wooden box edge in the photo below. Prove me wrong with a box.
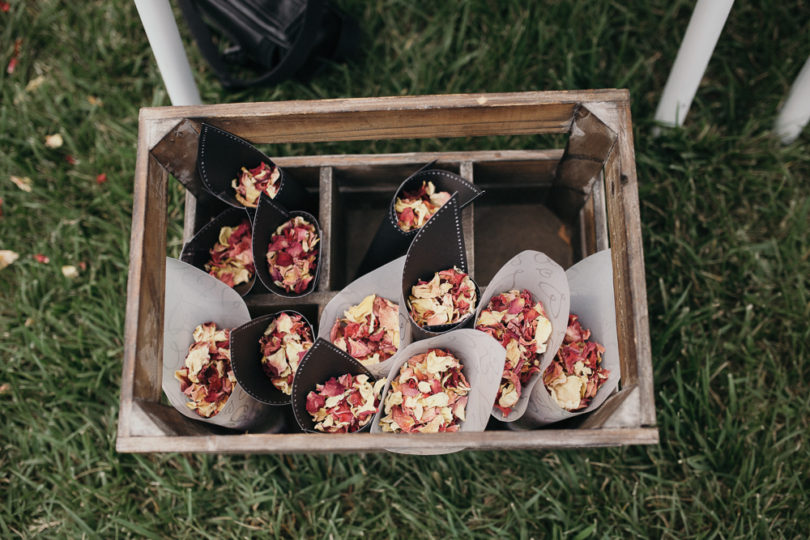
[118,91,656,453]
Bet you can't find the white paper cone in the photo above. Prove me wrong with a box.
[475,250,570,422]
[317,256,412,379]
[370,329,505,455]
[162,258,274,430]
[517,249,621,427]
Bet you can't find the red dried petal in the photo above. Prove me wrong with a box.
[543,314,609,411]
[475,289,552,416]
[408,267,476,327]
[258,312,313,394]
[95,173,107,185]
[380,349,469,433]
[232,162,281,207]
[174,323,234,418]
[33,253,49,264]
[266,216,319,294]
[394,181,451,231]
[205,219,255,288]
[307,373,383,433]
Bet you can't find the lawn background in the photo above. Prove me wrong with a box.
[1,0,808,537]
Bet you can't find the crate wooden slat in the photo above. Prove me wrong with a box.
[118,91,657,453]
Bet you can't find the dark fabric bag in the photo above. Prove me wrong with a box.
[176,0,359,89]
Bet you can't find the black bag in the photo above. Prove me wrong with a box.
[176,0,359,89]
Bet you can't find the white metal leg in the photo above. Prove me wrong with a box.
[774,56,810,144]
[654,0,734,130]
[134,0,202,106]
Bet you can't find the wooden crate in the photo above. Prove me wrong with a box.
[117,90,657,453]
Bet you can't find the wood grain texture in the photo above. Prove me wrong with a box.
[117,426,658,454]
[612,102,655,427]
[552,105,618,221]
[120,121,168,441]
[317,166,340,291]
[578,386,638,429]
[459,161,476,277]
[121,90,656,452]
[141,91,630,145]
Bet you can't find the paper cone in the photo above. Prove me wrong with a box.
[252,195,322,298]
[290,338,379,433]
[401,194,480,341]
[516,249,621,427]
[355,163,483,276]
[369,329,505,455]
[162,258,275,430]
[230,311,315,406]
[196,123,313,212]
[317,255,411,379]
[474,250,570,422]
[180,206,256,297]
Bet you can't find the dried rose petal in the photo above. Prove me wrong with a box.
[330,294,400,366]
[9,175,32,192]
[306,373,386,433]
[174,322,235,418]
[394,181,452,232]
[6,38,20,75]
[408,267,476,327]
[204,219,255,288]
[61,265,79,279]
[475,289,552,416]
[0,250,19,270]
[379,348,470,433]
[259,312,313,395]
[44,133,63,149]
[543,314,609,411]
[266,216,319,294]
[231,162,281,208]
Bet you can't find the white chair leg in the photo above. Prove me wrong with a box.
[134,0,202,106]
[654,0,734,131]
[774,56,810,144]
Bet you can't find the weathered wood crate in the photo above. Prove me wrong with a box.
[117,90,658,453]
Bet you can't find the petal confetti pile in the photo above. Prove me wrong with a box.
[543,314,609,411]
[330,294,400,365]
[394,180,452,231]
[266,216,319,294]
[379,349,470,433]
[306,373,386,433]
[205,220,255,288]
[408,267,476,327]
[259,312,314,395]
[232,162,281,207]
[174,323,235,418]
[475,289,552,416]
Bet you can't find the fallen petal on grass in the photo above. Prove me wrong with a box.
[95,173,107,185]
[25,75,46,92]
[9,175,32,192]
[33,254,49,264]
[61,265,79,279]
[0,250,19,270]
[45,134,63,148]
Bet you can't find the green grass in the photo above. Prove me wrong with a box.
[1,0,809,537]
